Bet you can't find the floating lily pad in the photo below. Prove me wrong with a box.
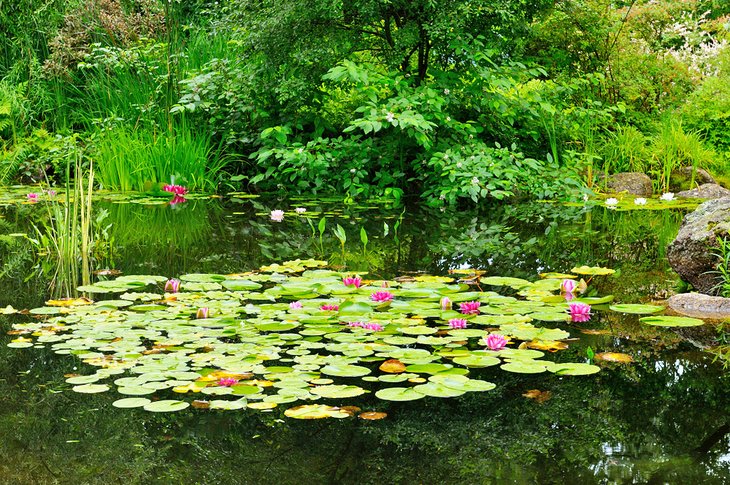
[112,398,151,408]
[500,361,548,374]
[609,304,665,314]
[375,387,425,401]
[311,385,367,399]
[639,316,704,327]
[546,362,601,375]
[481,276,531,288]
[284,404,350,419]
[65,375,101,385]
[143,400,190,412]
[320,364,371,377]
[452,354,501,368]
[570,266,615,276]
[413,382,465,398]
[72,384,110,394]
[210,400,247,410]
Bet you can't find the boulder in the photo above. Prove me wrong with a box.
[606,172,653,196]
[668,293,730,319]
[678,166,716,185]
[667,197,730,294]
[677,183,730,199]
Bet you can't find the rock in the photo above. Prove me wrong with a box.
[667,197,730,294]
[667,293,730,319]
[678,167,716,185]
[677,183,730,199]
[606,172,653,196]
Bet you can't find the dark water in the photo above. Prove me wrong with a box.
[1,196,728,484]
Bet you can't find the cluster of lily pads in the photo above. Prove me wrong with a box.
[6,260,704,419]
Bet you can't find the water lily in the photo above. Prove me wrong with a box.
[448,318,467,329]
[634,197,647,205]
[196,307,210,319]
[164,278,180,293]
[217,378,239,387]
[363,323,384,331]
[371,290,394,302]
[27,193,38,201]
[605,197,619,207]
[320,304,339,311]
[347,321,365,328]
[568,302,592,322]
[289,301,303,310]
[343,275,362,288]
[561,279,577,294]
[169,195,187,205]
[45,189,57,197]
[270,209,285,222]
[162,184,188,195]
[295,207,307,214]
[660,192,675,201]
[459,301,481,315]
[485,334,507,351]
[440,297,452,311]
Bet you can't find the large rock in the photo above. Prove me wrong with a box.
[667,197,730,294]
[606,172,653,196]
[668,293,730,319]
[678,167,716,185]
[677,183,730,199]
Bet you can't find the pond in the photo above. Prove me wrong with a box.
[1,193,729,484]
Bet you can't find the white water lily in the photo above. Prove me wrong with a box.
[605,198,619,206]
[634,197,647,205]
[295,207,307,214]
[660,192,675,201]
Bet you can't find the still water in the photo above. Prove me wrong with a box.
[0,195,727,484]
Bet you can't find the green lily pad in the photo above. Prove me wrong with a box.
[570,266,615,276]
[210,400,247,410]
[320,364,371,377]
[500,361,548,374]
[222,280,263,291]
[413,382,465,398]
[609,304,665,314]
[311,385,367,399]
[143,400,190,412]
[375,387,425,401]
[72,384,110,394]
[639,316,704,327]
[481,276,531,288]
[255,322,300,332]
[452,354,501,368]
[546,362,601,375]
[112,398,152,408]
[65,375,101,385]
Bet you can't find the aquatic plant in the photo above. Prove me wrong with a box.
[295,207,307,214]
[605,198,618,207]
[560,279,577,294]
[568,302,592,322]
[217,378,239,387]
[459,301,481,315]
[164,278,181,293]
[660,193,675,201]
[485,334,507,351]
[320,304,339,311]
[440,297,452,310]
[371,290,394,302]
[26,193,38,201]
[289,301,303,310]
[270,210,285,222]
[196,307,210,319]
[163,184,188,196]
[449,318,468,329]
[343,276,362,288]
[634,198,647,205]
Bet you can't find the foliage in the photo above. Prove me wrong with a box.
[710,236,730,298]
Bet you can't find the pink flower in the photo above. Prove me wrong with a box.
[440,297,452,311]
[217,378,239,387]
[363,323,384,331]
[564,291,575,302]
[289,301,303,310]
[196,307,210,319]
[459,301,481,315]
[45,189,57,197]
[347,321,365,328]
[568,302,591,322]
[320,304,339,311]
[295,207,307,214]
[164,278,180,293]
[485,334,507,351]
[270,209,285,222]
[381,281,389,288]
[27,193,39,201]
[371,290,394,302]
[162,184,188,195]
[448,318,467,329]
[169,195,187,205]
[561,279,577,294]
[343,276,362,288]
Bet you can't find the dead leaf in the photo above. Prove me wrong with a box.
[191,400,210,409]
[379,359,406,373]
[595,352,633,363]
[526,340,569,352]
[359,411,388,420]
[523,389,552,403]
[46,297,93,307]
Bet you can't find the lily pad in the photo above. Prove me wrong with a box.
[311,385,367,399]
[375,387,425,401]
[546,362,601,375]
[143,400,190,412]
[72,384,110,394]
[609,304,665,314]
[112,397,152,408]
[639,316,704,327]
[320,364,371,377]
[284,404,350,419]
[570,266,615,276]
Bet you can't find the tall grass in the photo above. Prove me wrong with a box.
[602,125,648,174]
[93,122,224,191]
[650,120,716,192]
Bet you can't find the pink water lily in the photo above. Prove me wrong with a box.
[371,290,394,302]
[270,209,285,222]
[164,278,180,293]
[363,323,384,331]
[320,304,339,311]
[448,318,467,329]
[196,307,210,319]
[217,378,239,387]
[45,189,57,197]
[561,279,577,294]
[289,301,303,310]
[162,184,188,196]
[343,275,362,288]
[169,195,187,205]
[27,193,39,201]
[440,297,452,311]
[568,302,592,322]
[459,301,481,315]
[485,334,507,351]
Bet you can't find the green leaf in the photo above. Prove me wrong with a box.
[639,316,704,327]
